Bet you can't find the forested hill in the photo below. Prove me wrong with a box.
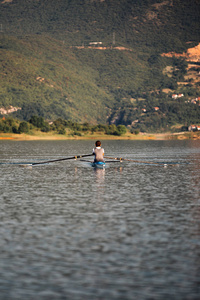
[1,0,199,50]
[0,0,200,131]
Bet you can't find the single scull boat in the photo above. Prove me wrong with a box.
[91,161,106,169]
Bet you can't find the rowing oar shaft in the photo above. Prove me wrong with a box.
[104,156,169,165]
[32,153,93,166]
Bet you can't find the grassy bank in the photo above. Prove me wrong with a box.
[1,131,199,141]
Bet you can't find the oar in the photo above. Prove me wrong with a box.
[31,153,93,166]
[104,156,177,166]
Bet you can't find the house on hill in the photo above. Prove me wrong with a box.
[178,93,184,98]
[172,93,184,99]
[188,125,198,131]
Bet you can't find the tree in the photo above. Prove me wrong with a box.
[18,121,29,133]
[41,123,50,132]
[105,124,117,135]
[58,127,66,135]
[115,125,127,136]
[29,115,45,128]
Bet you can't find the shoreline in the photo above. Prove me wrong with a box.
[0,132,199,141]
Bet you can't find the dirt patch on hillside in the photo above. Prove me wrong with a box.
[161,43,200,62]
[162,43,200,88]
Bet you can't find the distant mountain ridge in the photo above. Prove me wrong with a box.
[1,0,199,49]
[0,0,199,130]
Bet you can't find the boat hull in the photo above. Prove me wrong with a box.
[91,161,106,169]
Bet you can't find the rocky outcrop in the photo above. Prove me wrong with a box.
[0,105,21,115]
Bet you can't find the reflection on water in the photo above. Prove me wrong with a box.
[0,140,200,300]
[94,168,105,184]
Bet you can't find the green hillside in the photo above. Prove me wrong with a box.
[0,34,115,123]
[0,0,200,131]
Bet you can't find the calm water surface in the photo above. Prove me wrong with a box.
[0,140,200,300]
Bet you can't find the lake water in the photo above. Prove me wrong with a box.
[0,140,200,300]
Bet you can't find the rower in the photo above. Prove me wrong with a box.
[93,141,104,162]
